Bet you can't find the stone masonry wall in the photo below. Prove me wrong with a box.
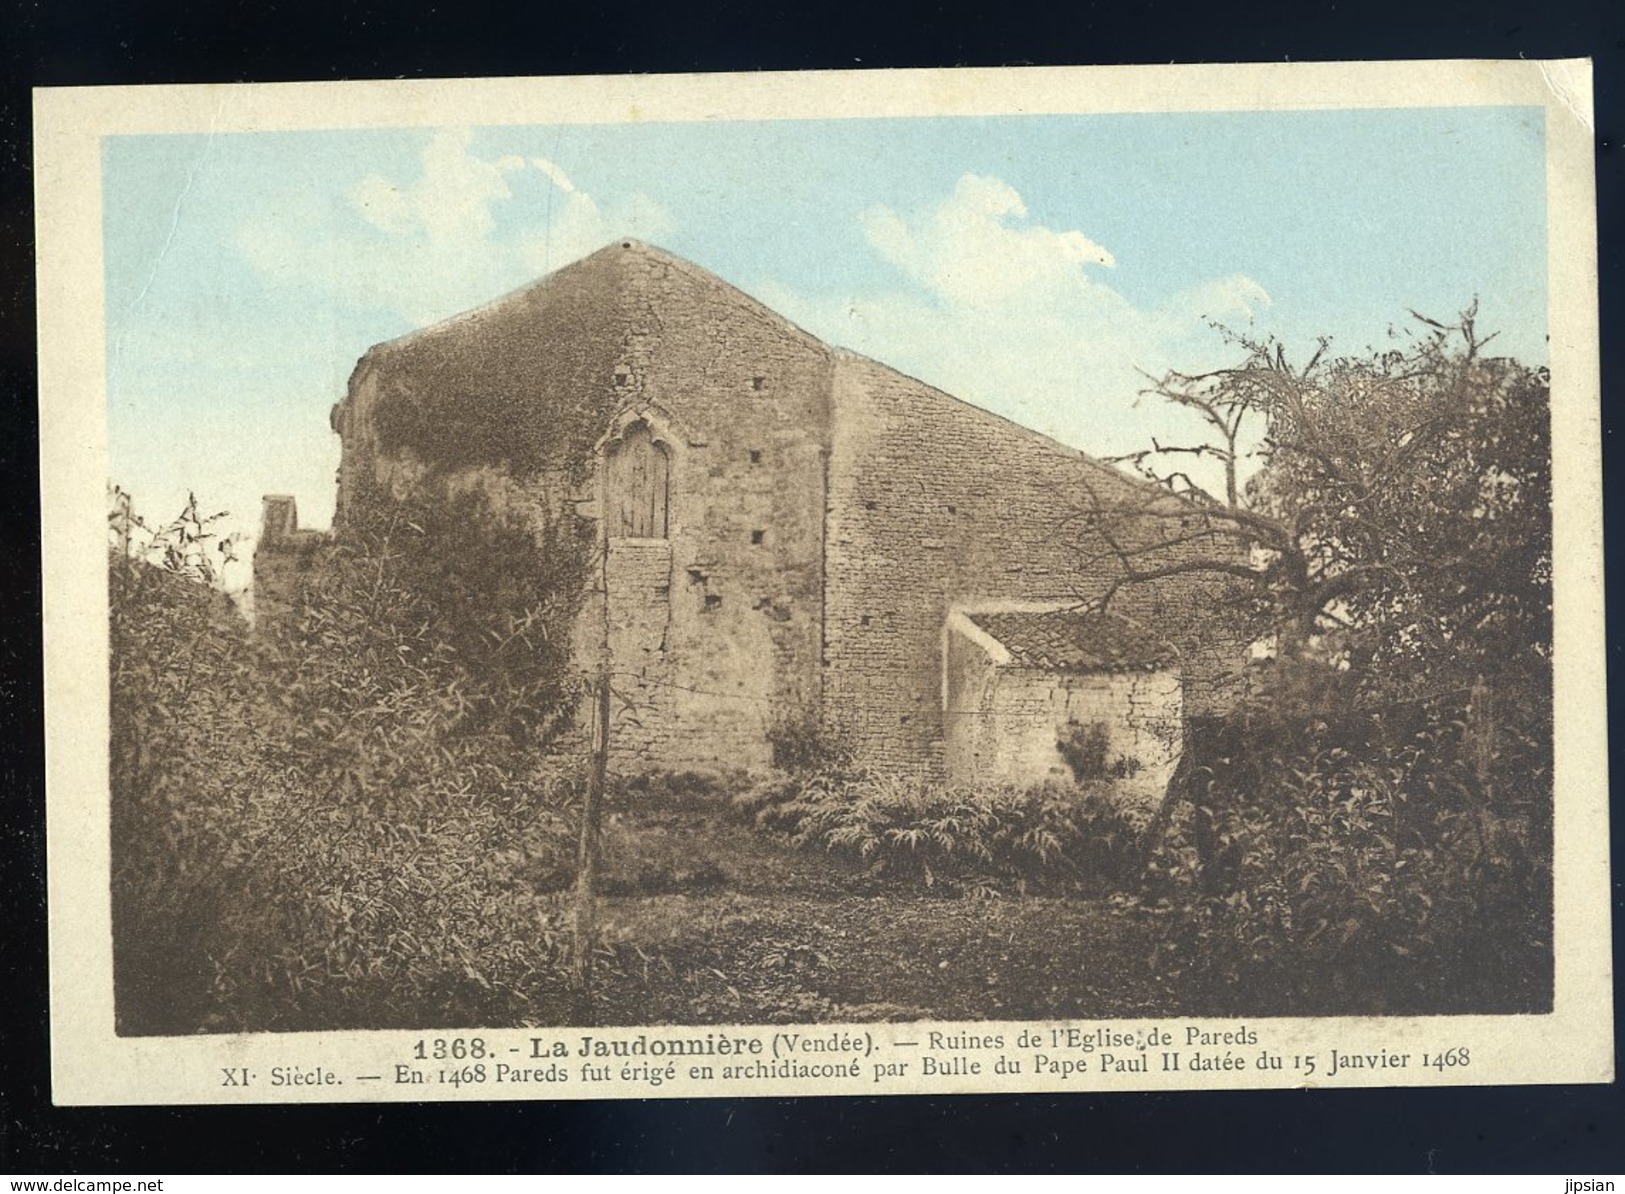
[942,622,1001,782]
[943,620,1182,809]
[331,242,835,777]
[824,351,1240,780]
[597,247,834,773]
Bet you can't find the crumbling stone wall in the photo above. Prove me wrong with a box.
[251,495,327,624]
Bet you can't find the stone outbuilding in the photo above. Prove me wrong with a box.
[257,239,1237,789]
[944,605,1183,809]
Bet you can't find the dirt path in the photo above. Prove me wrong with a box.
[578,792,1170,1024]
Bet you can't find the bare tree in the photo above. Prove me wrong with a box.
[1070,305,1539,680]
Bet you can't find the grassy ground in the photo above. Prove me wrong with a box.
[570,786,1168,1025]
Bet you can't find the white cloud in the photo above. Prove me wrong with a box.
[1167,273,1273,325]
[531,157,579,194]
[860,173,1116,308]
[238,130,672,327]
[760,173,1271,488]
[349,129,522,246]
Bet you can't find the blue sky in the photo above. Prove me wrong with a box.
[103,107,1548,583]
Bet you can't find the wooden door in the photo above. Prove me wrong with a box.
[606,421,669,538]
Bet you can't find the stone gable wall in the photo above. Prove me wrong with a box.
[598,249,834,772]
[326,244,836,775]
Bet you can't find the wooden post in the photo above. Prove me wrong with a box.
[1467,674,1497,853]
[571,665,612,1022]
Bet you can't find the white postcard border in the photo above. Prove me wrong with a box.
[36,59,1610,1105]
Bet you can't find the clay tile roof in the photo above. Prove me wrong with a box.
[966,608,1177,673]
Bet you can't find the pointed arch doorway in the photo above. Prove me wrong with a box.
[604,420,669,540]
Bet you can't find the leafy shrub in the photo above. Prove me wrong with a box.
[728,774,803,832]
[108,491,264,1032]
[201,760,580,1031]
[1057,720,1142,783]
[267,479,592,745]
[109,484,590,1033]
[1134,694,1552,1015]
[766,710,854,775]
[738,772,1149,895]
[218,482,588,1029]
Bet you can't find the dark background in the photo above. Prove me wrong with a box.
[2,0,1620,1174]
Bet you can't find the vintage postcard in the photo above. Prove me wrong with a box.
[36,60,1608,1105]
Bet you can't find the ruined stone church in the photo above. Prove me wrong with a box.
[257,240,1234,806]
